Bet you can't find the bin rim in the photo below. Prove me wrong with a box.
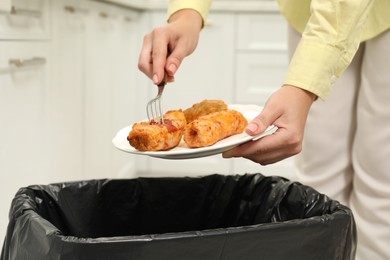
[17,207,349,244]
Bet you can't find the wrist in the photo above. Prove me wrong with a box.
[282,84,317,103]
[168,9,203,30]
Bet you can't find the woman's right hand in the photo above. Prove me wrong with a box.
[138,9,203,85]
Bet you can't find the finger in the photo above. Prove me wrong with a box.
[223,128,300,164]
[246,103,281,136]
[244,149,291,165]
[223,131,282,158]
[151,28,169,84]
[167,75,175,83]
[165,46,187,77]
[223,143,288,165]
[244,139,300,165]
[138,33,154,79]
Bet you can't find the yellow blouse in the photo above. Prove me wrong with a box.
[168,0,390,99]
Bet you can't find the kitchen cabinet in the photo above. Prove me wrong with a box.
[48,0,140,180]
[48,0,85,179]
[0,0,50,40]
[82,0,139,179]
[235,12,288,106]
[0,0,141,241]
[0,42,50,181]
[0,43,50,248]
[0,0,52,244]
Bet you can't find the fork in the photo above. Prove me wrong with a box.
[146,73,167,124]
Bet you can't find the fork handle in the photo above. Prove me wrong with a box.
[158,72,168,87]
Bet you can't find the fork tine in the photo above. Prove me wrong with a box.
[146,95,163,123]
[146,73,167,124]
[147,98,156,121]
[157,95,163,123]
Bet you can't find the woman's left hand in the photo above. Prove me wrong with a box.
[222,85,316,165]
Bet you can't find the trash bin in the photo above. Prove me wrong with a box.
[1,173,356,260]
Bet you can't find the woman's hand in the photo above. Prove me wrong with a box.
[223,85,316,165]
[138,9,203,85]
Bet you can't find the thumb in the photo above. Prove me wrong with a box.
[245,105,279,136]
[165,47,187,78]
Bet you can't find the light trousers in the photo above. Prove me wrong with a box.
[290,27,390,260]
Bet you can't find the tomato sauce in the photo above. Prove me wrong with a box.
[149,119,177,132]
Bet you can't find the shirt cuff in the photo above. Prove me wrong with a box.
[283,38,352,100]
[168,0,212,26]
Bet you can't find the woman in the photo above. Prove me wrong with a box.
[137,1,390,259]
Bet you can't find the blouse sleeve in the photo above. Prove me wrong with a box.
[282,0,374,99]
[168,0,213,26]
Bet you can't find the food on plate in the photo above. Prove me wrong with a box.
[127,100,248,152]
[127,110,186,151]
[183,109,248,148]
[183,99,227,123]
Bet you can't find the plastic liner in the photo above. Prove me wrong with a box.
[1,173,356,260]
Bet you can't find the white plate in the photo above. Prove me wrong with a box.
[112,104,277,159]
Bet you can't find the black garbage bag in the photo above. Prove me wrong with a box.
[1,173,356,260]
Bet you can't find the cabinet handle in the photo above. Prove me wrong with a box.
[124,16,133,22]
[9,57,46,68]
[10,6,41,17]
[99,12,116,19]
[64,5,89,14]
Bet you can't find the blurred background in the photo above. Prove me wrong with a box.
[0,0,296,241]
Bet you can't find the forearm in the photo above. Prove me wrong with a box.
[283,0,374,100]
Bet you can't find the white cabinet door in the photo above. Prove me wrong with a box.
[235,51,288,106]
[236,12,287,51]
[108,6,140,179]
[83,1,138,179]
[136,11,235,177]
[0,42,50,181]
[49,0,139,180]
[0,41,50,242]
[235,12,288,105]
[0,0,50,40]
[48,0,86,180]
